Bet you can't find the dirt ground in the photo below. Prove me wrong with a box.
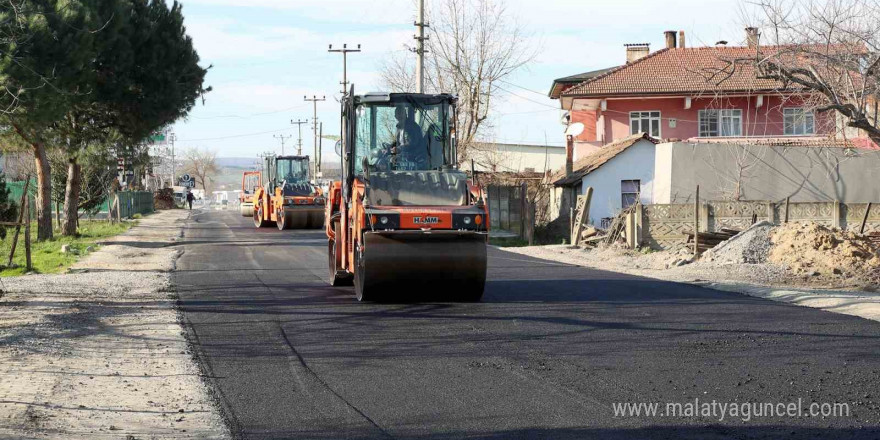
[0,210,228,439]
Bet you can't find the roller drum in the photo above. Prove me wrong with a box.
[357,232,487,301]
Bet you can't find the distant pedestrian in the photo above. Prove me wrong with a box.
[186,191,194,210]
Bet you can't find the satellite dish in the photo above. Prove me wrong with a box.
[565,122,585,137]
[559,111,571,125]
[334,140,343,157]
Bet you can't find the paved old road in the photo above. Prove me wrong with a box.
[174,209,880,440]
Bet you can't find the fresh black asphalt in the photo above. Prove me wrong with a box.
[174,209,880,439]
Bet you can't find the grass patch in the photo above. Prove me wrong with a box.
[489,236,531,247]
[0,221,132,277]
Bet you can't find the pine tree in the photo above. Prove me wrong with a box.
[0,172,18,240]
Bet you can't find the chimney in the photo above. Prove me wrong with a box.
[678,30,686,48]
[664,31,677,49]
[745,27,760,48]
[565,135,574,176]
[625,43,650,63]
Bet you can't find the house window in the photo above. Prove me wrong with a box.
[629,111,661,137]
[698,109,742,137]
[621,180,640,209]
[784,108,815,135]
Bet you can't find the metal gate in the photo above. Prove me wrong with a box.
[487,184,525,236]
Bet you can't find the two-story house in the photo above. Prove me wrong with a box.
[547,28,880,228]
[555,28,843,159]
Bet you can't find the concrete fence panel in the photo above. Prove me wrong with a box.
[642,200,880,250]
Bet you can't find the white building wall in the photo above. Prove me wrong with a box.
[470,143,565,173]
[578,140,656,225]
[652,142,674,204]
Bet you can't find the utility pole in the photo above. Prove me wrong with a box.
[169,132,177,187]
[318,122,323,177]
[328,44,361,96]
[304,95,326,178]
[272,134,293,155]
[290,119,308,155]
[413,0,428,93]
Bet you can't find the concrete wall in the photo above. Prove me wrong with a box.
[579,139,656,224]
[654,142,880,203]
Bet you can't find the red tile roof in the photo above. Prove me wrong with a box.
[562,46,802,98]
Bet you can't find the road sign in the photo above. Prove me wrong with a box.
[179,174,195,188]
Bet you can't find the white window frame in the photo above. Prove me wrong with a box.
[698,109,743,137]
[783,107,815,135]
[629,111,661,137]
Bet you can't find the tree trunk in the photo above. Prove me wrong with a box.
[62,158,81,236]
[32,144,53,241]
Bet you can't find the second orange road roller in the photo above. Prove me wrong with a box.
[253,154,325,230]
[326,90,489,302]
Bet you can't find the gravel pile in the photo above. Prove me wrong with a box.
[703,221,774,264]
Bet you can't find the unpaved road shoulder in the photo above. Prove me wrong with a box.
[0,210,228,439]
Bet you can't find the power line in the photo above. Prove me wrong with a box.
[176,127,297,143]
[190,103,310,120]
[496,85,559,110]
[498,79,551,98]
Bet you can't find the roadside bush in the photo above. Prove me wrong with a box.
[0,173,18,240]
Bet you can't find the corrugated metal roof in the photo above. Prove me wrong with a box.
[549,66,619,98]
[553,133,658,186]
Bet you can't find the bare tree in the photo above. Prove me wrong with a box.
[742,0,880,145]
[182,147,218,196]
[379,0,536,162]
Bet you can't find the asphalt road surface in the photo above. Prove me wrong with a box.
[174,209,880,440]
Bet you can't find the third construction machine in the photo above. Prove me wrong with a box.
[325,91,488,302]
[239,170,261,217]
[253,155,325,230]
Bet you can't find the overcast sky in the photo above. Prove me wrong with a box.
[172,0,750,159]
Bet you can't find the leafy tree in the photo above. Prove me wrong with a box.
[182,147,219,195]
[0,172,18,240]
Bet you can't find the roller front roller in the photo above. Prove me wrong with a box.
[354,231,488,302]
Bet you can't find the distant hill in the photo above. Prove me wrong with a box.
[216,157,260,169]
[215,157,340,170]
[211,157,340,192]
